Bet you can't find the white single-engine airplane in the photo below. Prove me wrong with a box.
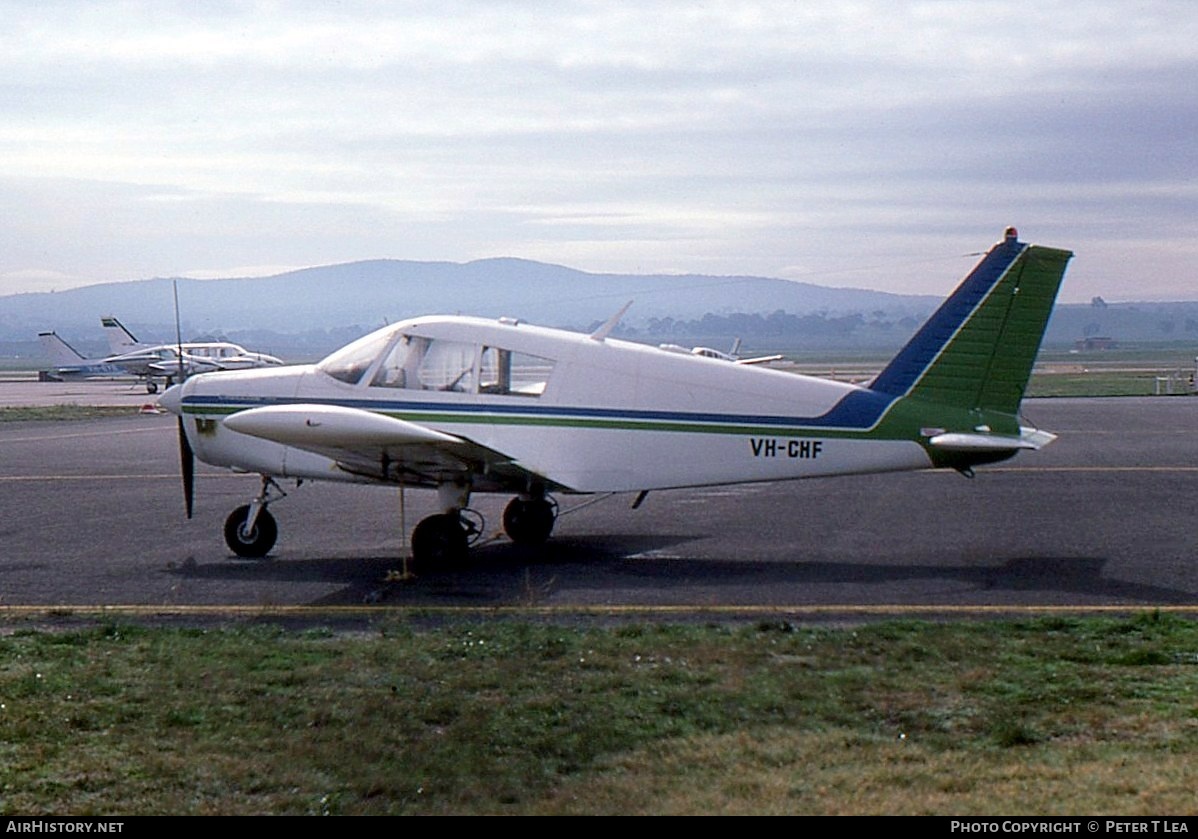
[100,316,285,393]
[160,228,1072,566]
[657,337,784,365]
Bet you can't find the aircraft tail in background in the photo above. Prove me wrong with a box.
[38,331,127,380]
[101,316,146,355]
[38,331,89,367]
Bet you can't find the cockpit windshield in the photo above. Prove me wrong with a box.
[317,327,397,385]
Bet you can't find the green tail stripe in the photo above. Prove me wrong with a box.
[892,242,1073,416]
[872,234,1078,417]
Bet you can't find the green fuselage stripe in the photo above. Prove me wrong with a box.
[182,403,898,442]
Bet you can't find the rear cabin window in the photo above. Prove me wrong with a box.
[480,347,554,396]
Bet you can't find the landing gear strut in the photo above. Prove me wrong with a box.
[224,476,287,558]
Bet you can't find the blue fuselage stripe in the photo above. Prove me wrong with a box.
[182,387,897,431]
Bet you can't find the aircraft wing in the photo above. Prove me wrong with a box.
[106,359,153,376]
[735,354,785,365]
[102,350,162,375]
[221,403,541,489]
[149,357,218,376]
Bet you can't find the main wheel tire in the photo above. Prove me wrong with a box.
[502,497,556,545]
[411,513,469,567]
[223,505,278,558]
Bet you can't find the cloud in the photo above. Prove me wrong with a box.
[0,1,1195,302]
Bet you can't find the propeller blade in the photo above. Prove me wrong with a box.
[178,416,195,519]
[173,280,186,384]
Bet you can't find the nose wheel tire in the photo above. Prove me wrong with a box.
[224,505,278,558]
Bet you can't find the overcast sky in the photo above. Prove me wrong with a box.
[2,1,1195,303]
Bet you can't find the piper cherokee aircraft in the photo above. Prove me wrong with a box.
[100,316,285,393]
[159,228,1072,566]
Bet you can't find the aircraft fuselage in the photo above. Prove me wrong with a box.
[172,317,932,493]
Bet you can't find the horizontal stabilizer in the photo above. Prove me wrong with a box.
[224,404,461,448]
[928,427,1057,452]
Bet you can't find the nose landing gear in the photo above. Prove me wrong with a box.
[223,476,287,558]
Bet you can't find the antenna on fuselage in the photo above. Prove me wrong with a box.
[590,300,633,342]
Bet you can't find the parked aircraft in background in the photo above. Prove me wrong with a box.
[657,337,784,365]
[100,316,285,393]
[38,332,129,381]
[160,228,1072,568]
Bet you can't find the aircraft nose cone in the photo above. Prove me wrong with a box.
[158,384,184,415]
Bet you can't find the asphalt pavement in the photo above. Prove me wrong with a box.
[0,394,1195,618]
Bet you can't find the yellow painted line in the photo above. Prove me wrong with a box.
[0,473,249,482]
[987,466,1198,473]
[1,603,1197,619]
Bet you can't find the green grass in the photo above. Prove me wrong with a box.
[0,405,143,422]
[1025,372,1191,397]
[0,615,1196,815]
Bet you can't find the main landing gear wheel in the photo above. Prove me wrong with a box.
[411,513,470,567]
[224,505,278,558]
[503,497,557,546]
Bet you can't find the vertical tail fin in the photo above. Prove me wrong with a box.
[39,331,88,365]
[101,316,142,354]
[870,228,1072,417]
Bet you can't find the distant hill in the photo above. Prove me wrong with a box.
[0,257,937,348]
[3,258,1196,361]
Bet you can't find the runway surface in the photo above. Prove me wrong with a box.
[1,394,1196,617]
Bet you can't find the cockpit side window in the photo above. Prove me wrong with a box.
[416,340,477,392]
[371,335,428,388]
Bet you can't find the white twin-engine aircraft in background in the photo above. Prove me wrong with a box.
[100,316,285,393]
[160,228,1072,567]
